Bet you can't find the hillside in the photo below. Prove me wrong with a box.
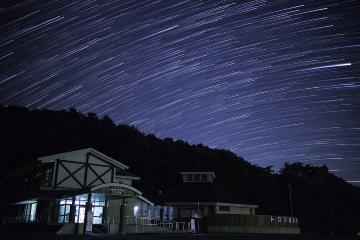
[0,105,359,235]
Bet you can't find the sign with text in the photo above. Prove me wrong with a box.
[107,187,125,195]
[270,215,298,224]
[93,186,138,197]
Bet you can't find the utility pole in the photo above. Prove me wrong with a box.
[288,183,294,218]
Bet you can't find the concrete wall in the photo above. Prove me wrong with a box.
[108,199,121,224]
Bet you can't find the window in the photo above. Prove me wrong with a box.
[186,174,193,182]
[219,206,230,211]
[58,204,70,223]
[60,199,73,205]
[194,174,200,181]
[162,206,168,220]
[201,174,207,181]
[92,200,105,206]
[179,206,204,218]
[133,205,139,217]
[154,206,161,219]
[168,207,174,220]
[24,202,37,222]
[75,206,85,223]
[40,165,53,187]
[180,207,192,218]
[142,203,148,217]
[30,203,37,221]
[183,173,213,182]
[93,206,103,224]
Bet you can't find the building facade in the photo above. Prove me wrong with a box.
[0,148,162,234]
[0,148,300,234]
[164,171,299,234]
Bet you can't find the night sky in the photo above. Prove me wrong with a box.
[1,0,359,183]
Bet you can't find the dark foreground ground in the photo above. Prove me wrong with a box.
[0,233,359,240]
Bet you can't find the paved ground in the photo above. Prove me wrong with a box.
[0,233,359,240]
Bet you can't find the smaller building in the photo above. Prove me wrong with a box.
[162,171,258,233]
[161,171,299,234]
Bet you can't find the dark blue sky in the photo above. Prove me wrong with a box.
[1,0,359,183]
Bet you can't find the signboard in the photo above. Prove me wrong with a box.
[107,187,125,195]
[270,215,298,224]
[92,186,138,197]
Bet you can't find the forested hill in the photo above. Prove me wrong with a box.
[0,105,359,235]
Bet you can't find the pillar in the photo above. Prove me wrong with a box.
[119,197,126,235]
[50,200,59,224]
[36,200,51,224]
[69,197,76,223]
[83,193,92,234]
[102,200,109,224]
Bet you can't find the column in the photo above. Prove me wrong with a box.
[36,200,51,224]
[102,200,109,224]
[35,201,42,223]
[69,197,76,223]
[119,197,126,235]
[83,193,92,234]
[50,200,59,224]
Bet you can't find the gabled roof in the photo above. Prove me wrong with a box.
[38,148,129,169]
[115,167,140,179]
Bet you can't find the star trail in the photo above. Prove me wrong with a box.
[1,0,359,182]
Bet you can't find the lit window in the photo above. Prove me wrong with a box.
[93,206,103,224]
[134,206,139,217]
[58,204,70,223]
[24,202,37,222]
[168,207,174,220]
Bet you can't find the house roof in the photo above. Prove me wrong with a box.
[38,148,129,169]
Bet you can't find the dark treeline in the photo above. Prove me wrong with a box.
[0,105,359,235]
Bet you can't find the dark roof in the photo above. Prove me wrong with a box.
[160,182,253,205]
[115,167,139,178]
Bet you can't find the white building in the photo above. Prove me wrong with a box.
[0,148,160,234]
